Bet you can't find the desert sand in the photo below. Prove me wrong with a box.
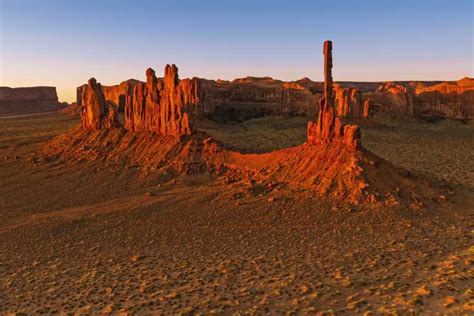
[0,112,473,314]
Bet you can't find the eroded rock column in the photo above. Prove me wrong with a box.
[81,78,119,129]
[307,40,361,149]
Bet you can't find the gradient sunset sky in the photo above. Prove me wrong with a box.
[1,0,473,103]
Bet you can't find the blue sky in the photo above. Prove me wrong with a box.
[1,0,473,102]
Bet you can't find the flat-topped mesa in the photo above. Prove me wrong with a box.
[307,40,361,149]
[80,64,199,137]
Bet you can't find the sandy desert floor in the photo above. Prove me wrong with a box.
[0,113,473,314]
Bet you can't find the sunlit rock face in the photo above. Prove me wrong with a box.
[80,78,119,130]
[307,40,361,149]
[79,65,199,137]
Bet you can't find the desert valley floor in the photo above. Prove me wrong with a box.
[0,113,473,314]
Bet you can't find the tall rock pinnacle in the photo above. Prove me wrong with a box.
[307,40,361,148]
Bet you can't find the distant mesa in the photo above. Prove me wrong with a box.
[0,86,66,116]
[42,40,448,207]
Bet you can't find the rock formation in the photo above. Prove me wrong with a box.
[0,86,66,116]
[197,77,320,120]
[362,99,371,118]
[307,41,361,149]
[76,70,473,123]
[334,84,364,118]
[362,78,474,120]
[80,78,119,129]
[58,102,81,116]
[366,82,415,117]
[124,65,196,136]
[413,78,474,120]
[79,65,198,137]
[44,40,450,207]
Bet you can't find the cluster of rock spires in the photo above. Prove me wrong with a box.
[45,40,447,206]
[80,64,199,137]
[307,41,361,149]
[334,85,370,118]
[79,41,362,150]
[76,73,473,127]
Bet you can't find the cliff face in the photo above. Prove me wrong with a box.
[198,77,320,119]
[365,82,415,117]
[196,77,474,121]
[0,86,65,116]
[414,78,474,120]
[365,78,474,120]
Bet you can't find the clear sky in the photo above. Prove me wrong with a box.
[1,0,473,103]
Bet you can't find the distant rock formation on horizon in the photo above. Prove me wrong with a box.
[76,72,474,123]
[0,86,66,116]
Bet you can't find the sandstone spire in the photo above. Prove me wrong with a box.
[81,78,118,129]
[316,40,336,141]
[307,40,361,148]
[164,64,179,90]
